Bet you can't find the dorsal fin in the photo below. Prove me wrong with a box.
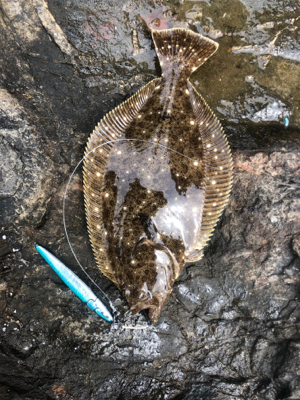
[83,79,160,285]
[152,28,218,76]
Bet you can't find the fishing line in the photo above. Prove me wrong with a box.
[63,138,225,328]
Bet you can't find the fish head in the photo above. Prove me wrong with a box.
[121,237,180,323]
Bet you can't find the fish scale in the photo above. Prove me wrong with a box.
[83,28,233,323]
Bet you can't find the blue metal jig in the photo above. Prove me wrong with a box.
[36,244,114,322]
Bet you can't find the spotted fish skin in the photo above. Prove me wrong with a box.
[83,29,233,323]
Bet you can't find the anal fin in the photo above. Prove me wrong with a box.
[188,82,233,258]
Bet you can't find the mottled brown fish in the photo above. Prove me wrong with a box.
[83,28,233,323]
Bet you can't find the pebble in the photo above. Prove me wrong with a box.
[270,216,278,223]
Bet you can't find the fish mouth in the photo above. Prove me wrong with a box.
[129,291,171,324]
[130,298,158,315]
[140,309,151,325]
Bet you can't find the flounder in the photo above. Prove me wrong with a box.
[83,28,233,323]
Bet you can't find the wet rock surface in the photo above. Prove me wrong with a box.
[1,0,300,399]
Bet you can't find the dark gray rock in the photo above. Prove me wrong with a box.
[1,0,300,399]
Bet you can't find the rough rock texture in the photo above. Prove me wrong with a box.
[1,0,300,399]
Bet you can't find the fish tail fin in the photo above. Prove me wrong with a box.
[152,28,218,76]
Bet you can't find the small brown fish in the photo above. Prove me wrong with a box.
[83,28,233,323]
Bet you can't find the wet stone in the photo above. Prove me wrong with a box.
[1,0,300,399]
[0,136,23,198]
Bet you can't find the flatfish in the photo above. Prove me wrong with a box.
[83,28,232,323]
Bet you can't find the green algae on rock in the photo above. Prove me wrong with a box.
[83,28,233,323]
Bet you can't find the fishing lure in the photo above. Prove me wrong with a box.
[83,28,233,323]
[35,244,114,322]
